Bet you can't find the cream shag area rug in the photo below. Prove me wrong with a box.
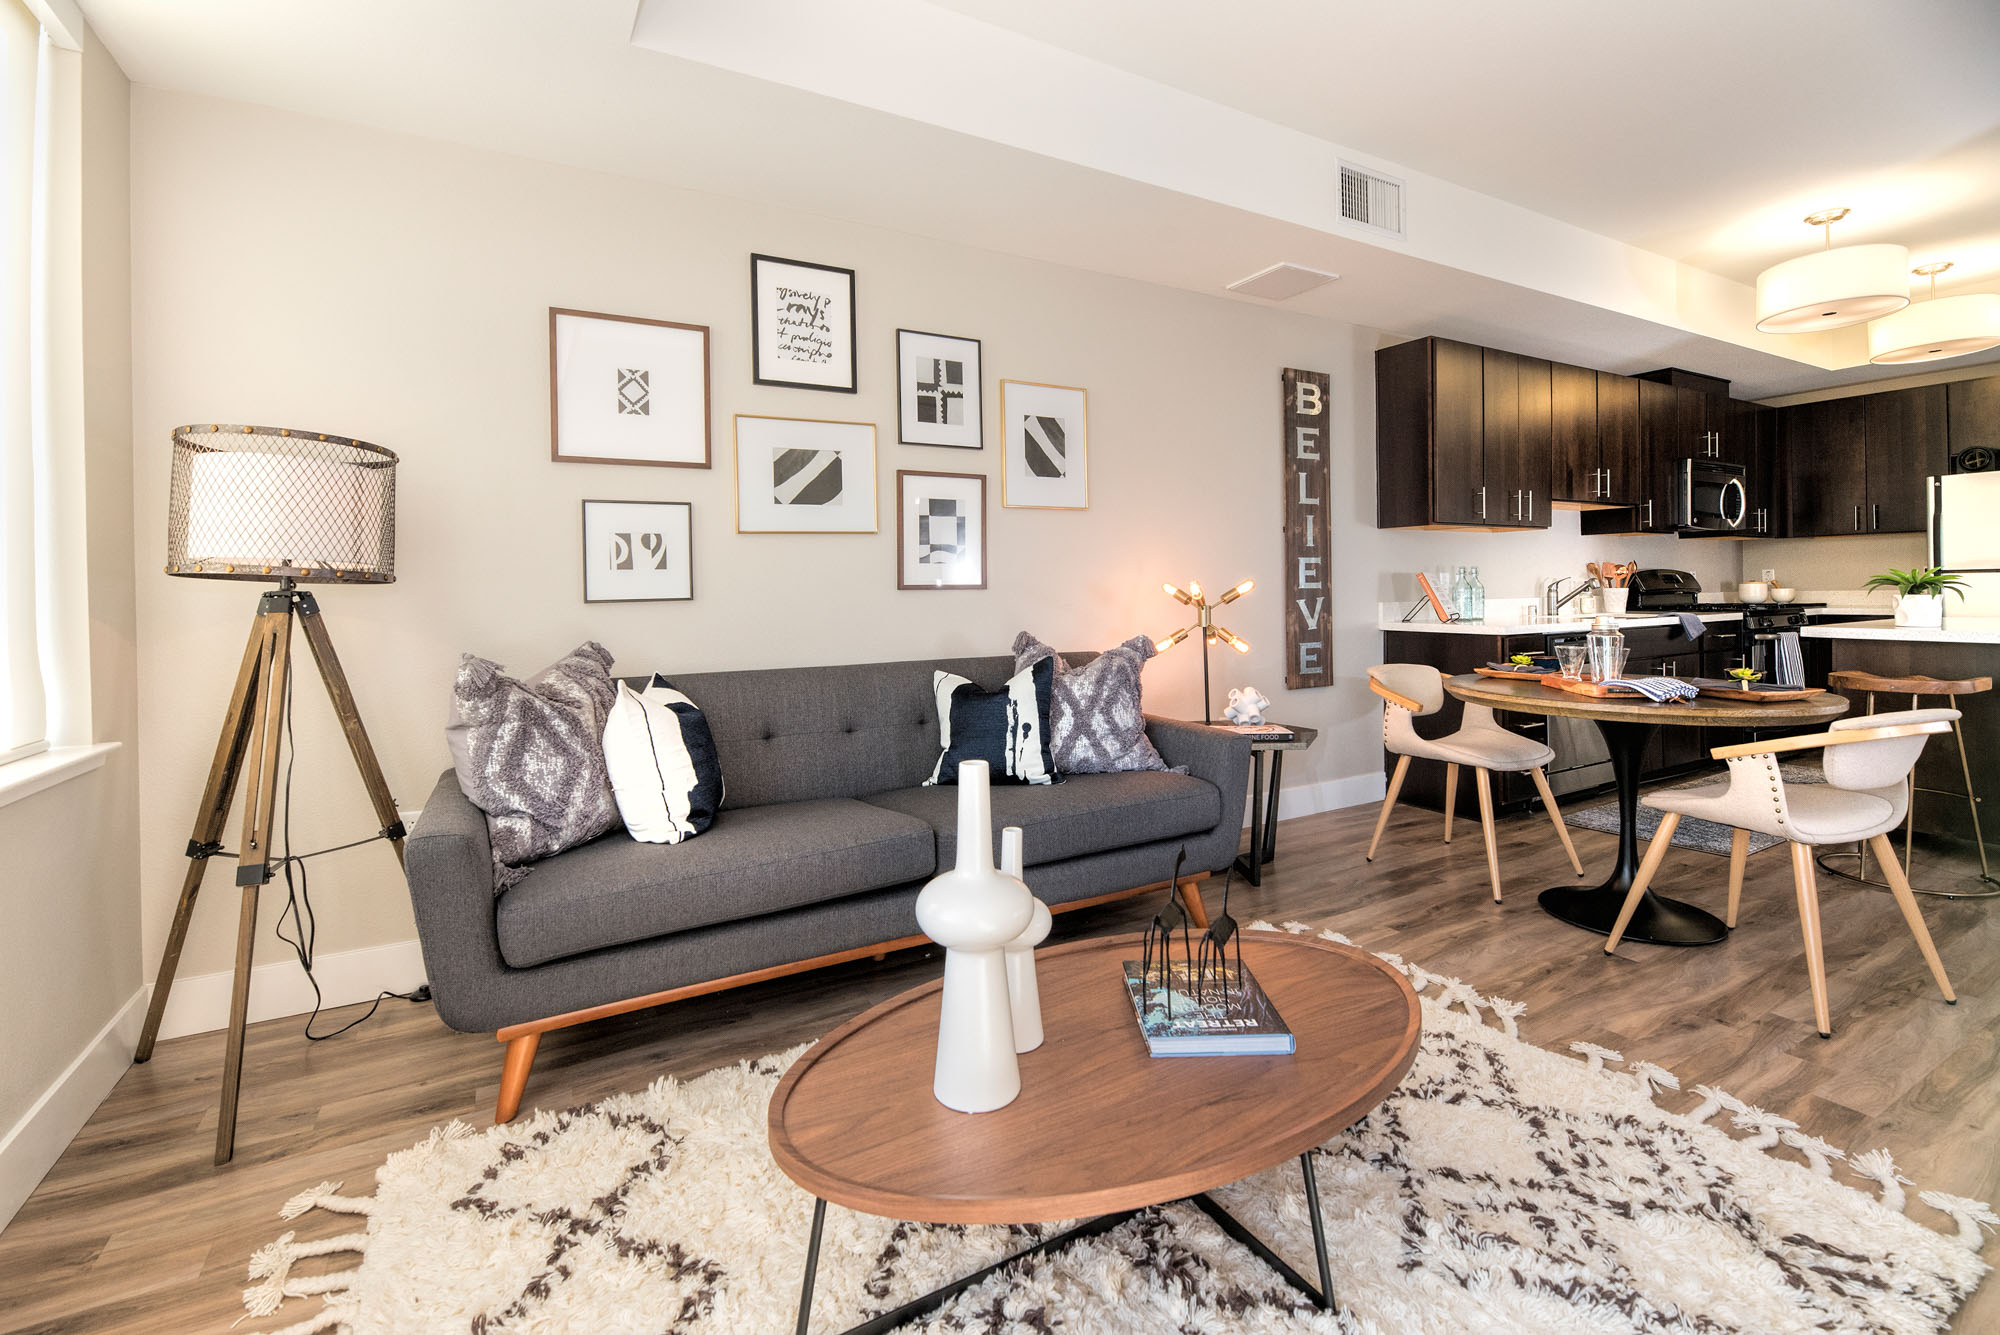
[244,923,1991,1335]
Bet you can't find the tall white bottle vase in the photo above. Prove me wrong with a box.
[913,760,1033,1113]
[999,826,1051,1054]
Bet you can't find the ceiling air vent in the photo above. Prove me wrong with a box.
[1339,162,1405,238]
[1226,262,1339,301]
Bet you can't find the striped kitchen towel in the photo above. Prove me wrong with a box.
[1604,676,1702,704]
[1774,631,1805,687]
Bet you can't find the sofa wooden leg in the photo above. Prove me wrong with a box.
[496,1032,541,1124]
[1177,878,1210,930]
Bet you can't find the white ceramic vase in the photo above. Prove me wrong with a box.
[999,826,1052,1054]
[913,760,1033,1113]
[1894,593,1944,628]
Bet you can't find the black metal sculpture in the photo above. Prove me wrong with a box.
[1141,848,1196,1021]
[1194,865,1240,1007]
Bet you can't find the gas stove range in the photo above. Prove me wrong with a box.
[1682,601,1825,615]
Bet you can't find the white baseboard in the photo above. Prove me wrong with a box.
[1244,771,1387,828]
[0,988,145,1231]
[151,938,429,1042]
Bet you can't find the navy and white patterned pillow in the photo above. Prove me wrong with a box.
[601,676,725,845]
[1013,631,1169,774]
[924,659,1057,786]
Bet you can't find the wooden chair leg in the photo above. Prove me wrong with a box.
[1177,877,1210,930]
[1367,755,1411,861]
[1442,763,1458,844]
[1529,767,1584,877]
[1871,834,1956,1005]
[1789,842,1833,1037]
[1605,812,1679,953]
[1473,768,1502,902]
[496,1032,541,1124]
[1725,828,1749,928]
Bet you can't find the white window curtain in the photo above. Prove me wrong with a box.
[2,0,87,765]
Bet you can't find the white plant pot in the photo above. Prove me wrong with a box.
[1600,588,1629,617]
[1893,593,1945,628]
[913,760,1033,1113]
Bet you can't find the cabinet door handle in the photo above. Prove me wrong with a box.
[1644,499,1654,529]
[1854,504,1862,532]
[1527,490,1535,522]
[1478,487,1487,520]
[1871,503,1879,530]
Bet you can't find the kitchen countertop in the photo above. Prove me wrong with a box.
[1380,612,1745,636]
[1799,617,2000,646]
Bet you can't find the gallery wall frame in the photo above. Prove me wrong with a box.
[733,414,879,533]
[581,499,694,603]
[999,379,1089,510]
[751,253,858,393]
[896,329,983,449]
[550,308,711,468]
[896,469,987,590]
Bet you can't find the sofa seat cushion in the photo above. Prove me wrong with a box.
[496,798,937,968]
[865,771,1221,869]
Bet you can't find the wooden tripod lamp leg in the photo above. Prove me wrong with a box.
[295,593,406,863]
[135,608,272,1065]
[216,598,295,1165]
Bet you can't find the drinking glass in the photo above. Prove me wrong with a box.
[1555,644,1587,680]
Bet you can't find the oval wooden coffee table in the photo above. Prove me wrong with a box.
[769,930,1421,1335]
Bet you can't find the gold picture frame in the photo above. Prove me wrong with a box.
[1000,379,1088,510]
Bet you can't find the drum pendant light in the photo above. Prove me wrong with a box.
[1755,208,1910,333]
[1867,262,2000,364]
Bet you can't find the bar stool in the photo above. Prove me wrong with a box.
[1820,670,1995,897]
[1366,663,1585,901]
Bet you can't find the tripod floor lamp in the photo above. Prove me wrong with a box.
[135,424,406,1165]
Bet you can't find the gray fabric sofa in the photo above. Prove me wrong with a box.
[404,653,1251,1120]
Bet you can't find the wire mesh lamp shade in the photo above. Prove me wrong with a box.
[167,424,396,583]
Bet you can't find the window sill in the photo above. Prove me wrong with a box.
[0,742,121,810]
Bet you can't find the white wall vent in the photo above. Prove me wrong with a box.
[1226,262,1339,301]
[1339,162,1405,238]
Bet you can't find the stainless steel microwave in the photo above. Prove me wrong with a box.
[1676,458,1747,534]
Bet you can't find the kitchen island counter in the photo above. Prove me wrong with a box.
[1801,617,2000,646]
[1379,612,1746,636]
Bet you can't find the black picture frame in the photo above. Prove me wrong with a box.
[751,253,858,393]
[896,329,983,449]
[581,499,694,603]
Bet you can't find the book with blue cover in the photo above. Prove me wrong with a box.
[1120,958,1295,1057]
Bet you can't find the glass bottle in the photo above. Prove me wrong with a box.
[1468,567,1486,622]
[1452,566,1471,621]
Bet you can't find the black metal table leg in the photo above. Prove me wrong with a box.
[1537,719,1727,946]
[1237,751,1269,886]
[1299,1151,1334,1309]
[1261,752,1286,866]
[796,1197,826,1335]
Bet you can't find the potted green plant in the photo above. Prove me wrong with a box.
[1863,566,1969,629]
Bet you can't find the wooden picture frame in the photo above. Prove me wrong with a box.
[549,308,711,468]
[1000,379,1088,509]
[581,499,694,603]
[734,414,878,533]
[751,253,858,393]
[896,329,982,449]
[896,470,987,590]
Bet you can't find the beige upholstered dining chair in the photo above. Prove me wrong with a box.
[1604,709,1958,1037]
[1366,663,1584,901]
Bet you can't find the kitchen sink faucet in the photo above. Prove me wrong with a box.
[1544,576,1598,618]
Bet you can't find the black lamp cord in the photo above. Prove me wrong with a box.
[272,665,429,1040]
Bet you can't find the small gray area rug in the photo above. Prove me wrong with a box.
[240,922,1987,1334]
[1565,762,1825,856]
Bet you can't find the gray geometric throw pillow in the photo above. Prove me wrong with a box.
[446,641,620,891]
[1012,631,1170,774]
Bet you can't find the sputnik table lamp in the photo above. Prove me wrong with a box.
[135,424,406,1164]
[1157,577,1254,724]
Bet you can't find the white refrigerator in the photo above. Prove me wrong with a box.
[1930,472,2000,617]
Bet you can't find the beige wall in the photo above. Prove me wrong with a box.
[1,21,140,1163]
[125,90,1745,987]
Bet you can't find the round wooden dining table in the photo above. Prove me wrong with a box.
[1443,675,1849,946]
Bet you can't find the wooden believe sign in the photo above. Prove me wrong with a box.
[1282,368,1333,690]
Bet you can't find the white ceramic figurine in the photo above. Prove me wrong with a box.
[1225,686,1271,725]
[999,826,1052,1053]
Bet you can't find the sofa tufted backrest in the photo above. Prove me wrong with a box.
[626,652,1095,810]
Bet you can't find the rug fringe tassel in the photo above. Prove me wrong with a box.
[1629,1061,1680,1096]
[1780,1129,1845,1177]
[1918,1191,2000,1250]
[1729,1106,1799,1151]
[279,1181,374,1221]
[1851,1149,1914,1213]
[1568,1041,1622,1073]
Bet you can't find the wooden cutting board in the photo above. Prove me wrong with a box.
[1472,666,1549,680]
[1685,678,1827,704]
[1536,674,1653,698]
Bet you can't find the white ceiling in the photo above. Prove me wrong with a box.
[78,0,2000,397]
[937,0,2000,294]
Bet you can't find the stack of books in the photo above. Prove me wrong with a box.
[1120,958,1295,1057]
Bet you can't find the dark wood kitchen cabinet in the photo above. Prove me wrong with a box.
[1596,371,1642,504]
[1586,378,1690,535]
[1549,360,1597,502]
[1948,376,2000,467]
[1376,337,1547,529]
[1780,387,1941,536]
[1736,399,1780,536]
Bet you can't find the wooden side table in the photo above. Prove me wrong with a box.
[1225,724,1318,886]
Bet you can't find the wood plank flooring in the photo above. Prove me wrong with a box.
[2,794,1995,1334]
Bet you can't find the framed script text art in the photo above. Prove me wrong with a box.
[733,415,878,533]
[581,500,693,603]
[896,329,983,449]
[896,470,986,590]
[751,254,857,393]
[1000,379,1088,509]
[1282,368,1333,689]
[550,309,711,468]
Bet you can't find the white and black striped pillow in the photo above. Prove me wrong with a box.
[924,659,1057,787]
[601,676,725,844]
